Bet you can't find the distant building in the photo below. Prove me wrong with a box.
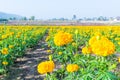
[72,15,77,20]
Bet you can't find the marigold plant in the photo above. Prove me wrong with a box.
[37,61,55,74]
[66,64,79,72]
[1,48,9,55]
[54,31,72,46]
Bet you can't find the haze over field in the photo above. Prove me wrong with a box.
[0,0,120,19]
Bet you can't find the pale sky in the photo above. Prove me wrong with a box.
[0,0,120,19]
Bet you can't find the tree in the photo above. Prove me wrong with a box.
[29,16,35,20]
[22,17,27,20]
[9,17,13,20]
[13,17,16,20]
[0,18,8,23]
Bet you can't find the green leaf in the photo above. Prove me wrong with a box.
[0,68,5,74]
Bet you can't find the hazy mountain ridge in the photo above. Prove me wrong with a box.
[0,12,22,19]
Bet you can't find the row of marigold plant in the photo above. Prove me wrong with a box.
[0,25,47,74]
[37,26,120,80]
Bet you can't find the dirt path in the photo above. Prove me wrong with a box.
[1,38,49,80]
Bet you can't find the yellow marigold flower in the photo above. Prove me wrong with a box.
[54,31,72,46]
[89,35,101,46]
[89,35,115,56]
[72,42,76,47]
[1,35,8,39]
[118,57,120,63]
[1,48,8,55]
[16,35,20,38]
[10,32,14,35]
[58,52,62,55]
[118,42,120,45]
[2,61,8,65]
[75,30,78,34]
[46,50,51,53]
[66,64,79,72]
[9,45,14,49]
[82,46,92,54]
[37,61,55,74]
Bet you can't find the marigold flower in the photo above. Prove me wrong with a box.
[82,46,92,54]
[16,35,20,38]
[46,50,51,53]
[58,52,62,55]
[1,35,8,39]
[66,64,79,72]
[1,48,8,55]
[118,57,120,63]
[72,42,77,47]
[2,61,8,65]
[9,32,14,35]
[89,35,115,56]
[9,45,14,49]
[37,61,55,74]
[54,31,72,46]
[118,42,120,45]
[75,30,78,34]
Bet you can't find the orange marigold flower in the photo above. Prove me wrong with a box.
[37,61,55,74]
[66,64,79,72]
[1,48,8,55]
[89,35,115,56]
[54,31,72,46]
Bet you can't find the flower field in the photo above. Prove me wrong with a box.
[0,25,120,80]
[0,26,47,74]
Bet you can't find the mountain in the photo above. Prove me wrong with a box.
[0,12,22,19]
